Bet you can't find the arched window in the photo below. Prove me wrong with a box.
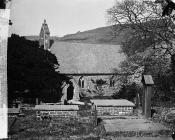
[82,80,84,88]
[78,76,85,88]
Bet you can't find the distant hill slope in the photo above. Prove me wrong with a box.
[24,25,129,45]
[24,35,39,41]
[59,25,129,45]
[24,36,60,41]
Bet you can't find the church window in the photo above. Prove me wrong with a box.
[82,80,84,88]
[79,76,85,89]
[110,79,115,87]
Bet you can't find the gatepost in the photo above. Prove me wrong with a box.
[141,75,154,119]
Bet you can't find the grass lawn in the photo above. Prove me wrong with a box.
[8,110,102,139]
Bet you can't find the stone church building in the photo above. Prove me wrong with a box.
[39,20,124,99]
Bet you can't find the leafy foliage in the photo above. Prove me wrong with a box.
[8,34,67,103]
[0,0,6,9]
[91,79,107,87]
[91,79,107,95]
[107,0,175,55]
[112,83,141,102]
[107,0,175,104]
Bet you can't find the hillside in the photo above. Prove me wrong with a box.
[23,35,39,41]
[59,25,129,45]
[24,25,129,45]
[24,35,60,41]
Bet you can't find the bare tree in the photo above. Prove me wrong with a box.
[107,0,175,56]
[107,0,175,101]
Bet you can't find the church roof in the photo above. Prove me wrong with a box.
[50,41,124,73]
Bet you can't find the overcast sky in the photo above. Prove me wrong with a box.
[9,0,115,37]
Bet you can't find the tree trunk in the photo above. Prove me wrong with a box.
[171,54,175,88]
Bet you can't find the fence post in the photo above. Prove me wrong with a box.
[142,75,154,119]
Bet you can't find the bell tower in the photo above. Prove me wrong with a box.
[39,19,50,50]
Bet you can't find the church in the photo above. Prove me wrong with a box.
[39,20,124,100]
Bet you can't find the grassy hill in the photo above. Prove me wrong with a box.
[24,25,129,45]
[59,25,129,45]
[24,35,60,41]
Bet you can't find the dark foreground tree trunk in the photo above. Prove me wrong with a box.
[171,54,175,86]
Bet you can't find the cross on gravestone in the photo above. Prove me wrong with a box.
[141,75,154,119]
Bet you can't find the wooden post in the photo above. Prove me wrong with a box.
[136,93,140,109]
[142,75,154,119]
[142,89,145,114]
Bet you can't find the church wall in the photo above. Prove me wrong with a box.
[35,105,97,126]
[71,75,117,97]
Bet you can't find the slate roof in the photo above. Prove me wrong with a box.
[50,41,124,73]
[35,105,79,111]
[91,99,135,107]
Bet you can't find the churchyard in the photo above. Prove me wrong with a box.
[8,98,175,140]
[8,103,100,139]
[3,0,175,139]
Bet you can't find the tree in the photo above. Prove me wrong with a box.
[8,34,67,103]
[112,82,141,102]
[107,0,175,56]
[107,0,175,102]
[91,79,107,95]
[0,0,7,9]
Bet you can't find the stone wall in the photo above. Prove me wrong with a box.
[96,106,133,116]
[36,105,133,118]
[37,110,78,118]
[35,105,97,126]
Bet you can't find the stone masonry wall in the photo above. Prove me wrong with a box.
[96,106,133,116]
[36,109,97,126]
[37,110,78,118]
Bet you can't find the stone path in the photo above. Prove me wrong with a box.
[102,137,173,140]
[103,118,172,137]
[104,119,170,132]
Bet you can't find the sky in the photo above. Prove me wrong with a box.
[9,0,115,37]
